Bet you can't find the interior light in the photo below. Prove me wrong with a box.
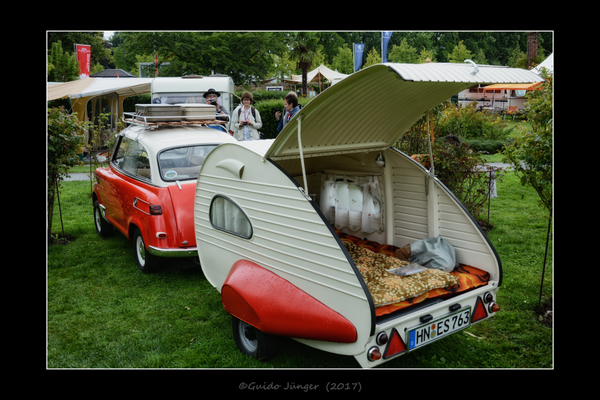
[374,153,385,167]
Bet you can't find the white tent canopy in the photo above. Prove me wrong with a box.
[47,77,153,101]
[532,53,553,76]
[284,64,349,84]
[47,77,154,146]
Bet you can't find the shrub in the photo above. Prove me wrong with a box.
[48,106,87,242]
[433,141,499,225]
[463,138,510,154]
[437,102,513,141]
[253,97,311,139]
[413,139,502,226]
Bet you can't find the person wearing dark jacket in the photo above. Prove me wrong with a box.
[275,92,300,133]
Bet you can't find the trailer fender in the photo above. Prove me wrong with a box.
[221,260,357,343]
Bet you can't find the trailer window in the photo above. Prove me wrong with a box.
[209,196,252,239]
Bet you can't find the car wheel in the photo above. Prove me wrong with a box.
[133,228,160,273]
[231,316,276,361]
[93,199,113,237]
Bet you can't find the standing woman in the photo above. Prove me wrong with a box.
[231,91,263,141]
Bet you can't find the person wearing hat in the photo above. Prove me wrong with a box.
[203,88,229,131]
[231,91,263,141]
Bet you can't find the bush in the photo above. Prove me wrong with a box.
[253,97,312,139]
[412,139,501,226]
[236,89,288,103]
[47,106,86,242]
[253,99,285,139]
[437,102,513,140]
[463,138,510,154]
[433,141,498,225]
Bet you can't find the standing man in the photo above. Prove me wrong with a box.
[204,88,229,132]
[275,92,300,133]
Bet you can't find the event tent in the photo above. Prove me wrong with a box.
[532,52,553,76]
[48,77,153,145]
[283,64,349,88]
[47,77,153,102]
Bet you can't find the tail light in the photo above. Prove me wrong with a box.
[376,332,388,345]
[149,205,163,215]
[482,291,500,313]
[367,346,381,362]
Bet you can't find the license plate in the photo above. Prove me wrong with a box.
[407,307,471,350]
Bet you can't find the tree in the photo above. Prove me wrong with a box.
[418,47,436,63]
[388,39,419,64]
[48,41,79,82]
[363,47,381,68]
[48,32,113,71]
[288,32,324,96]
[48,107,86,243]
[447,40,473,63]
[112,32,283,85]
[331,43,353,74]
[502,68,553,307]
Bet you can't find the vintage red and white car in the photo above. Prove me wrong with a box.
[92,112,237,273]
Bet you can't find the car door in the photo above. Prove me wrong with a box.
[106,136,152,232]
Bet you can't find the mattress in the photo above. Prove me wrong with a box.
[336,230,490,317]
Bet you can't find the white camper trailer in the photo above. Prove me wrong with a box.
[150,76,235,131]
[193,62,544,368]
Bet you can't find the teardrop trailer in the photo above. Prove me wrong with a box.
[193,63,544,368]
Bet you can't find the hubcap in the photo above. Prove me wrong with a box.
[136,236,146,266]
[238,321,257,352]
[94,208,101,230]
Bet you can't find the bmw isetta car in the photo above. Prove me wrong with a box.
[193,62,544,367]
[92,105,237,273]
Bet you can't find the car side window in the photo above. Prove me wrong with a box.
[113,137,151,180]
[209,196,252,239]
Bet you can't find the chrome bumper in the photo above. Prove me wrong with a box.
[148,246,198,258]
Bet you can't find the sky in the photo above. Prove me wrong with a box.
[103,31,115,40]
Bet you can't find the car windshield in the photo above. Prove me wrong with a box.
[158,145,219,182]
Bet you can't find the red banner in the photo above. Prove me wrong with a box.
[75,44,91,79]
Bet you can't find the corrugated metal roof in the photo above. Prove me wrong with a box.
[265,63,544,160]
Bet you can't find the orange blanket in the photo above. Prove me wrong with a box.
[335,230,490,317]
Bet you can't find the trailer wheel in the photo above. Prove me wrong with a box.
[231,316,276,360]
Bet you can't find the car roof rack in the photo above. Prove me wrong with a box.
[122,103,229,130]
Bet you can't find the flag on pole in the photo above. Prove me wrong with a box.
[382,32,393,63]
[354,43,364,72]
[75,44,91,79]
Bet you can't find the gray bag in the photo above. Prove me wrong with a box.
[408,236,456,273]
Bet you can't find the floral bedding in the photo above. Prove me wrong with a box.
[336,230,491,315]
[343,241,460,308]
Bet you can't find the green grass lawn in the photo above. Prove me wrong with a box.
[47,171,552,370]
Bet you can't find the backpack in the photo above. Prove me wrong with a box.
[237,106,256,120]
